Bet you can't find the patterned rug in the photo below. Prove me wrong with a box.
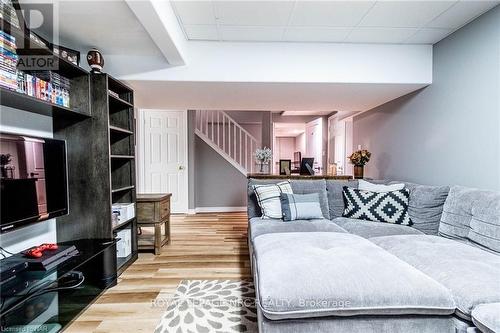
[155,280,258,333]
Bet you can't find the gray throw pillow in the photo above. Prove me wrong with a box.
[280,193,324,221]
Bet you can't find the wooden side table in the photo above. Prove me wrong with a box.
[136,193,172,255]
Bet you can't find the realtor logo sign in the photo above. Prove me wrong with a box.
[16,2,59,71]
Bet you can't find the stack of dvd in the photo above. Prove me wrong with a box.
[1,0,21,29]
[36,71,71,107]
[0,30,18,91]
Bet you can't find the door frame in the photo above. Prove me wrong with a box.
[137,109,189,213]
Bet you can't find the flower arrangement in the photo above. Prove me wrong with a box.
[348,150,371,166]
[255,147,272,164]
[0,154,12,166]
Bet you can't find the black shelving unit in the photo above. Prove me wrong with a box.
[92,73,138,275]
[1,26,139,279]
[0,3,135,332]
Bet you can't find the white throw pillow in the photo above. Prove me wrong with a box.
[358,179,405,193]
[253,181,293,219]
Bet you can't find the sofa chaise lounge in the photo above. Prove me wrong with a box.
[247,179,500,333]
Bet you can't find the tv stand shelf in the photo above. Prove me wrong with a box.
[0,239,117,332]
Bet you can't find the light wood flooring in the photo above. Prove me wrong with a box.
[66,212,251,333]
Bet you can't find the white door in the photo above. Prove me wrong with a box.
[305,118,323,170]
[139,109,188,213]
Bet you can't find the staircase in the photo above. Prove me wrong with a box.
[195,110,259,175]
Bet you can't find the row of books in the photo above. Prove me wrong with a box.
[0,0,21,29]
[16,71,70,107]
[0,30,18,91]
[1,30,71,107]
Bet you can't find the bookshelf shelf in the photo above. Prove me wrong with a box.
[112,216,135,231]
[108,93,133,109]
[111,185,135,194]
[109,125,133,135]
[110,155,135,159]
[0,87,90,118]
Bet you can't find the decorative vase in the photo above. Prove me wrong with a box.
[257,161,270,174]
[0,166,7,178]
[354,165,364,179]
[87,48,104,73]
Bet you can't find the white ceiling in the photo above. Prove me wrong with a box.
[129,80,427,112]
[274,123,306,137]
[27,1,162,56]
[282,110,333,116]
[171,0,499,44]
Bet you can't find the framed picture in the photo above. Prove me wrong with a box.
[279,159,291,176]
[52,44,80,66]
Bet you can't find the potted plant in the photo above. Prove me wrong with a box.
[348,149,371,179]
[0,154,12,178]
[254,147,272,174]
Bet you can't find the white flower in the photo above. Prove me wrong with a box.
[255,147,272,163]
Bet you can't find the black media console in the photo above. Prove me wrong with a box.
[0,239,116,331]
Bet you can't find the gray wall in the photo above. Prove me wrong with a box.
[188,110,251,209]
[193,136,248,208]
[353,5,500,191]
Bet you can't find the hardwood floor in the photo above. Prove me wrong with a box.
[66,212,251,333]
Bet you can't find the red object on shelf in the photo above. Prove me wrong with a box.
[24,243,59,258]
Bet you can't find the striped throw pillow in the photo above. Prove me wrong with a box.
[280,193,324,221]
[253,181,293,219]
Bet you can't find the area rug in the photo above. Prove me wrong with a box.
[154,280,257,333]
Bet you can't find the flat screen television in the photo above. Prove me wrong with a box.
[0,134,68,233]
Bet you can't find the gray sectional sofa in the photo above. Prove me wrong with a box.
[247,178,500,333]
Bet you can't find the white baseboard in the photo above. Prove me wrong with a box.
[194,206,247,213]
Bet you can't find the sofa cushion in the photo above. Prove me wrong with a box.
[253,181,294,219]
[248,217,346,242]
[326,179,359,219]
[333,217,423,239]
[253,232,455,320]
[248,179,330,219]
[370,235,500,320]
[390,182,449,235]
[280,193,324,221]
[439,186,500,253]
[342,187,412,225]
[359,179,405,192]
[472,303,500,333]
[289,179,330,219]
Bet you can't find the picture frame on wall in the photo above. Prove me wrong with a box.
[279,159,291,176]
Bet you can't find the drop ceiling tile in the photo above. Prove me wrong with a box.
[171,1,216,25]
[346,27,418,43]
[290,1,374,27]
[405,28,453,44]
[214,1,295,26]
[359,1,456,28]
[184,25,219,40]
[427,1,499,28]
[219,26,285,41]
[284,27,351,42]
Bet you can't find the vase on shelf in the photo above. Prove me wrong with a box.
[257,161,270,174]
[354,165,364,179]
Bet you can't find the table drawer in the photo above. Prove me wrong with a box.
[137,202,155,222]
[160,199,170,220]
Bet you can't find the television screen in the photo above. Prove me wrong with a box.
[0,134,68,233]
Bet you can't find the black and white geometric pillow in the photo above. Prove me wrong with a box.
[342,187,412,225]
